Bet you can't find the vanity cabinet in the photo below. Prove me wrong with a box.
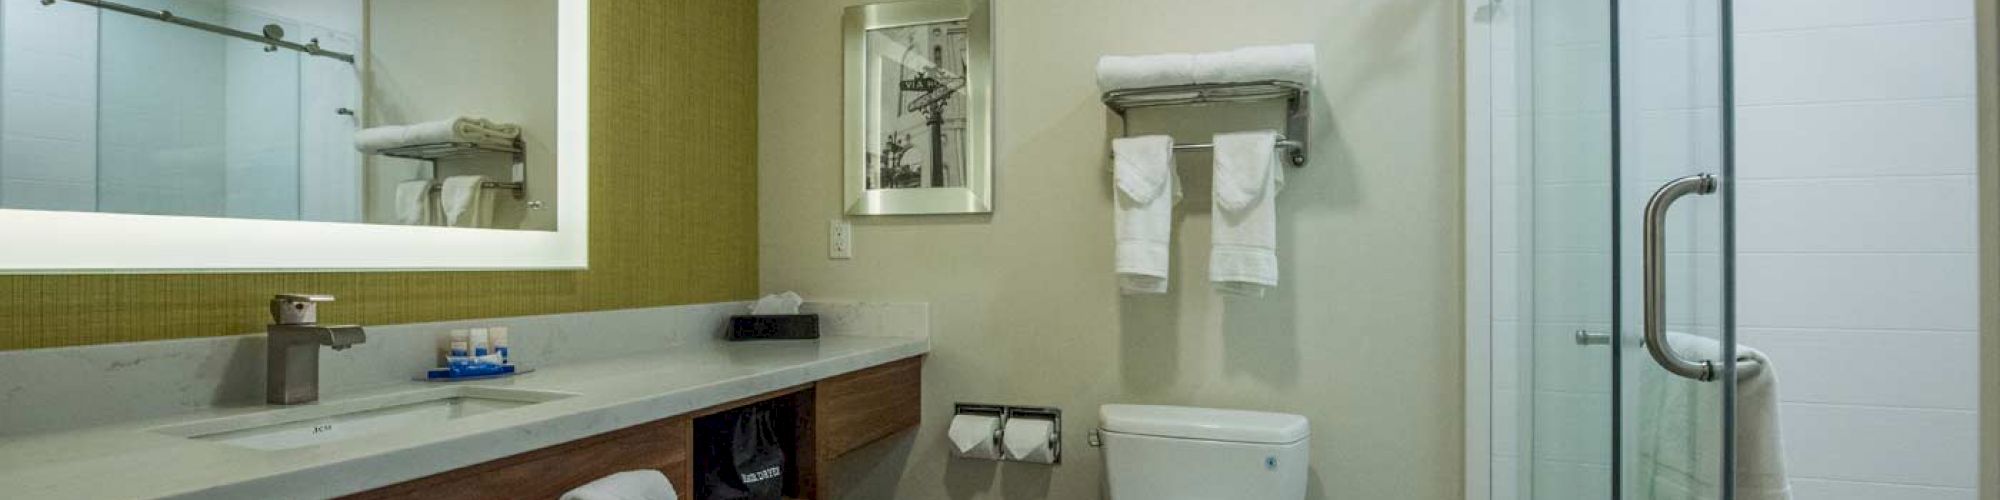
[344,355,923,500]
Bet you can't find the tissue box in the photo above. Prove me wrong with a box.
[727,314,820,341]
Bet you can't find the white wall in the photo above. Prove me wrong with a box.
[1731,1,1980,497]
[761,1,1465,499]
[362,0,557,230]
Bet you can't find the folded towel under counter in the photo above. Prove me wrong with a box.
[1096,43,1316,92]
[560,470,678,500]
[355,116,522,154]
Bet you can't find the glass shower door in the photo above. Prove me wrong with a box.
[1614,0,1743,499]
[1499,0,1742,498]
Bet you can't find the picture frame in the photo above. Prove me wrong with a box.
[842,0,993,215]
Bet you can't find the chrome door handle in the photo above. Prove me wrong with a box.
[1642,174,1718,382]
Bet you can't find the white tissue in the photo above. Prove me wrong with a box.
[948,414,1002,459]
[1002,417,1058,464]
[749,291,803,315]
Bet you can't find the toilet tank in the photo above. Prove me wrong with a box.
[1098,405,1310,500]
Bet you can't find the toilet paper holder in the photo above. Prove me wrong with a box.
[954,402,1063,465]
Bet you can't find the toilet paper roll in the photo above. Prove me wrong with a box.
[948,414,1001,459]
[1002,416,1058,464]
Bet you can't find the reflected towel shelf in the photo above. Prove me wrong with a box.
[1102,79,1311,167]
[376,140,523,162]
[373,140,528,200]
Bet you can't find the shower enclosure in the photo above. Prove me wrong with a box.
[1474,0,1983,498]
[1476,0,1747,497]
[0,0,360,222]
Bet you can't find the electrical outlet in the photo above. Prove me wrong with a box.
[829,220,853,260]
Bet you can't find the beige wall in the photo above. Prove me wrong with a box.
[759,1,1464,498]
[363,0,558,230]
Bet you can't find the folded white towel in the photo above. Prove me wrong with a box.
[394,180,433,226]
[1113,135,1179,294]
[1097,44,1316,93]
[355,116,521,154]
[439,175,490,228]
[1192,44,1317,86]
[1210,130,1283,297]
[1096,52,1199,92]
[560,470,678,500]
[1635,332,1792,500]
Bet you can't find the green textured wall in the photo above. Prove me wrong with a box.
[0,0,759,351]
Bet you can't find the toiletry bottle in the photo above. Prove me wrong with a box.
[491,327,511,365]
[470,328,491,364]
[448,329,471,369]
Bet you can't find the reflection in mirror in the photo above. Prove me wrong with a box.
[0,0,557,231]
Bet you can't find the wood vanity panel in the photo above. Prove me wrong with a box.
[813,356,923,460]
[342,416,692,500]
[342,356,921,500]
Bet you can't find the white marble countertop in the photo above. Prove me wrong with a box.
[0,303,928,500]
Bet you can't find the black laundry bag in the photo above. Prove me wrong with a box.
[699,406,787,500]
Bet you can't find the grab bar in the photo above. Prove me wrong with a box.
[1643,174,1719,382]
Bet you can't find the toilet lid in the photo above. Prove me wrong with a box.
[1099,404,1309,444]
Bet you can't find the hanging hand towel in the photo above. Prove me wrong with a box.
[1113,135,1179,294]
[1634,332,1792,500]
[439,175,490,228]
[1210,130,1284,297]
[394,180,433,226]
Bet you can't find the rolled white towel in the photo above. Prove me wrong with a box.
[355,117,521,154]
[1193,44,1316,86]
[560,470,678,500]
[1096,52,1199,92]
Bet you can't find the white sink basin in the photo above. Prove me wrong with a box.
[151,386,576,451]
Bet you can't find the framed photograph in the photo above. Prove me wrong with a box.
[843,0,993,215]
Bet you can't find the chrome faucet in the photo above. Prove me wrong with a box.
[266,294,366,405]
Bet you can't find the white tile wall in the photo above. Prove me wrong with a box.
[0,0,98,211]
[1731,0,1978,496]
[1,0,358,220]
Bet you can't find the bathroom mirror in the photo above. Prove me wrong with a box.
[0,0,588,272]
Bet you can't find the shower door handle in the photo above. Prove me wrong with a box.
[1642,174,1718,382]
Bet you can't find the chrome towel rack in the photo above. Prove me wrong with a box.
[377,140,528,200]
[1102,80,1311,167]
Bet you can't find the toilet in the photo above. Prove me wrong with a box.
[1098,404,1310,500]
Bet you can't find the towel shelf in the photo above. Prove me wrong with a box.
[426,181,525,193]
[373,140,528,200]
[1102,79,1311,167]
[376,141,523,162]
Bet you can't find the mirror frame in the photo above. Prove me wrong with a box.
[0,0,589,274]
[841,0,994,216]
